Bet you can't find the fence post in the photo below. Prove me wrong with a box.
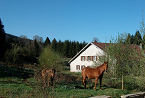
[122,75,123,90]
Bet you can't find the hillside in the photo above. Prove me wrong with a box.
[5,33,19,40]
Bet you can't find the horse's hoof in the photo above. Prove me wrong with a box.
[100,89,102,90]
[93,87,96,90]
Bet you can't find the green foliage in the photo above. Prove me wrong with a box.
[134,31,142,45]
[39,45,62,70]
[124,33,133,44]
[142,35,145,49]
[62,40,70,57]
[4,44,23,68]
[34,39,40,57]
[43,37,51,47]
[51,39,87,58]
[51,38,57,51]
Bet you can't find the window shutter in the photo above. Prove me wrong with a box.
[96,56,97,61]
[84,56,85,61]
[81,56,82,61]
[86,56,88,61]
[91,56,93,61]
[79,65,80,70]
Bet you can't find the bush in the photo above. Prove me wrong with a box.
[38,45,62,71]
[99,34,145,91]
[4,44,23,68]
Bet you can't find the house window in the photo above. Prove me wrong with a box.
[81,56,85,61]
[93,56,96,61]
[81,65,85,70]
[76,65,80,70]
[88,56,90,61]
[93,56,97,61]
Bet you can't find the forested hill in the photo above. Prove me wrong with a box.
[4,33,88,58]
[5,33,19,40]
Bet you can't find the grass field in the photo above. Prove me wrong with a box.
[0,65,136,98]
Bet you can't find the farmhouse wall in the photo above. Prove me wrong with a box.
[70,44,105,72]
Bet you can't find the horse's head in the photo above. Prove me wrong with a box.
[104,62,108,72]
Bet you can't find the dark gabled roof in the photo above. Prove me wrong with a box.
[92,42,110,50]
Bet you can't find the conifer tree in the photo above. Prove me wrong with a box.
[51,38,57,51]
[134,31,142,45]
[0,19,6,57]
[125,33,132,44]
[44,37,51,47]
[62,40,70,57]
[34,39,39,57]
[57,40,63,54]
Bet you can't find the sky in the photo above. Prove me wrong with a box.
[1,0,145,43]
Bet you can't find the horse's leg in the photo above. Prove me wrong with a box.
[82,76,86,89]
[94,77,98,90]
[99,78,102,90]
[51,77,54,89]
[42,75,46,87]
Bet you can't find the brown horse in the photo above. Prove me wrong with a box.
[41,69,56,87]
[82,62,108,90]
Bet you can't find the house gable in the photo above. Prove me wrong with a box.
[69,42,106,72]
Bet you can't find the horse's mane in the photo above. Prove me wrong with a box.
[96,62,107,69]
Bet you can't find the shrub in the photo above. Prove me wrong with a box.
[38,45,62,71]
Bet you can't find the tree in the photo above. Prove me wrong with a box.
[131,34,134,44]
[34,39,39,57]
[75,41,80,53]
[62,40,70,57]
[39,45,62,71]
[33,35,43,43]
[4,44,23,68]
[106,34,145,90]
[124,33,132,44]
[0,19,6,57]
[56,40,63,54]
[142,35,145,49]
[140,10,145,36]
[134,31,142,45]
[44,37,51,47]
[51,38,57,51]
[92,37,100,43]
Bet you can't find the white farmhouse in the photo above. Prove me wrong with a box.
[68,42,110,72]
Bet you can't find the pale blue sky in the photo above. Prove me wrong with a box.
[0,0,145,43]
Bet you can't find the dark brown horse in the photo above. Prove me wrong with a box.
[42,69,56,87]
[82,62,108,90]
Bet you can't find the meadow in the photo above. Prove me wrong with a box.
[1,63,142,98]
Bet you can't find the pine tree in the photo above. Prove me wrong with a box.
[131,35,134,44]
[125,33,132,44]
[75,41,80,53]
[44,37,51,47]
[62,40,70,57]
[56,40,63,54]
[34,39,39,57]
[51,38,57,51]
[134,31,142,45]
[0,19,6,57]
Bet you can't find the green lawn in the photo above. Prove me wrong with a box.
[0,65,133,98]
